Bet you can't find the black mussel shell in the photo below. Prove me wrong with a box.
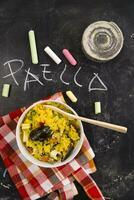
[30,126,52,141]
[61,144,73,161]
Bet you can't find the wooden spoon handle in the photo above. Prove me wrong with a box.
[44,105,127,133]
[76,116,127,133]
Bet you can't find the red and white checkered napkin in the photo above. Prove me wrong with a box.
[0,92,105,200]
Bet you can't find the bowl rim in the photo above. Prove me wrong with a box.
[16,100,84,168]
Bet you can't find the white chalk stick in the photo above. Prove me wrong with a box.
[28,30,38,64]
[44,46,62,64]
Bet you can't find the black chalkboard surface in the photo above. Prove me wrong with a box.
[0,0,134,199]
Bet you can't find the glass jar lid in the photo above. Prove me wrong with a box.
[82,21,124,62]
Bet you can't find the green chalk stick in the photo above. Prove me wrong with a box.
[28,30,38,64]
[95,102,101,114]
[2,84,11,97]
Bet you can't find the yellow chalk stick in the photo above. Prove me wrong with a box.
[66,91,77,102]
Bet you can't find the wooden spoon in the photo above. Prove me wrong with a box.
[44,105,127,133]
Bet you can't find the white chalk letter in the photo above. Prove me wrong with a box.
[74,67,83,87]
[24,68,44,91]
[40,64,53,81]
[3,59,24,85]
[60,64,70,85]
[88,73,107,92]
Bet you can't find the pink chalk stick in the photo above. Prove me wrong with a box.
[62,49,77,66]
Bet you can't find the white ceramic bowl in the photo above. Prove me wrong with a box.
[16,100,84,168]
